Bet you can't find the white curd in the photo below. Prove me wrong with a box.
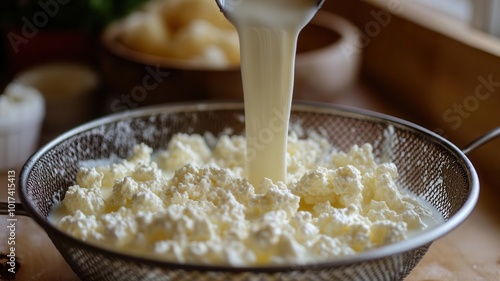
[50,133,442,266]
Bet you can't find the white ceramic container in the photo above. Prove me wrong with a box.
[0,83,45,171]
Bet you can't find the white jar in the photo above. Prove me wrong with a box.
[0,83,45,171]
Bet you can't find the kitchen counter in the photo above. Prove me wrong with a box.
[1,82,499,280]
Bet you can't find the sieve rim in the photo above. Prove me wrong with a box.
[19,101,479,273]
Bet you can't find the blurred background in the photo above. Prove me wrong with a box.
[1,0,498,182]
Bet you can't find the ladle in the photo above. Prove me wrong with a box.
[216,0,325,24]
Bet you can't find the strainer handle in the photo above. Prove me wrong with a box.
[462,127,500,155]
[0,202,29,217]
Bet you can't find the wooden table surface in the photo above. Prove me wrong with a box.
[1,83,499,281]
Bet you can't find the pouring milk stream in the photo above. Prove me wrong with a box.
[45,1,445,267]
[217,0,324,185]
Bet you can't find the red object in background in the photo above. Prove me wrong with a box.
[2,28,97,77]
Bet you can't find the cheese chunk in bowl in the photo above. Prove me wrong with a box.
[118,0,239,68]
[101,0,361,105]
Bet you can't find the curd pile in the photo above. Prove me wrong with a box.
[50,133,441,266]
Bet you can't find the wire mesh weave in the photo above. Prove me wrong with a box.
[20,102,476,281]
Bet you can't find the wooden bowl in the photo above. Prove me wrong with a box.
[100,11,360,111]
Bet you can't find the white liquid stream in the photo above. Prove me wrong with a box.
[222,0,320,185]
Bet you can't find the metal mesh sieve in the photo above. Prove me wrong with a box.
[19,102,479,281]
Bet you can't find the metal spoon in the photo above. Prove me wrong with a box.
[216,0,325,11]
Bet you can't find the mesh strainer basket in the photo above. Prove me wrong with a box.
[11,102,499,281]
